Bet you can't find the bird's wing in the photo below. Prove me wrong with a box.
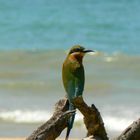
[62,62,85,100]
[73,65,85,97]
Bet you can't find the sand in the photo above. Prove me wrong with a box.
[0,138,78,140]
[0,138,25,140]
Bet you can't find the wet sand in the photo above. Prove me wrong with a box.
[0,138,78,140]
[0,138,25,140]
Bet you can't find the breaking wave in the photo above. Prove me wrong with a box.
[0,109,139,133]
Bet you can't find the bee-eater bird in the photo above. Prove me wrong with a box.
[62,45,94,140]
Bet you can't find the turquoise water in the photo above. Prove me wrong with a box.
[0,0,140,54]
[0,0,140,139]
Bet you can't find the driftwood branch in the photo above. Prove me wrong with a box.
[115,118,140,140]
[26,98,75,140]
[26,97,140,140]
[72,96,108,140]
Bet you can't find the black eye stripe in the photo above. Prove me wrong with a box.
[75,48,80,52]
[70,48,84,54]
[69,45,85,54]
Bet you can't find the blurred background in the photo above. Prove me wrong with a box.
[0,0,140,139]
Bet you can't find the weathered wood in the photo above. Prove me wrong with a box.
[72,96,108,140]
[26,98,75,140]
[26,97,140,140]
[115,118,140,140]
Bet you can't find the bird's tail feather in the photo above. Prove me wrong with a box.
[65,103,75,140]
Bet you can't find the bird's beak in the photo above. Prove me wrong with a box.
[83,49,94,53]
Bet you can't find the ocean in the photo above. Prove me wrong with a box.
[0,0,140,139]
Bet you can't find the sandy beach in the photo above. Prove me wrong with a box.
[0,138,25,140]
[0,138,78,140]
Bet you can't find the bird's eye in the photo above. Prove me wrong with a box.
[69,46,85,54]
[70,48,80,54]
[75,48,80,52]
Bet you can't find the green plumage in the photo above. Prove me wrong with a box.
[62,56,85,101]
[62,45,93,140]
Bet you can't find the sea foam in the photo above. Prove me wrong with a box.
[0,110,51,123]
[0,109,138,133]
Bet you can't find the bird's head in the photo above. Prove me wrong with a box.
[68,45,94,62]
